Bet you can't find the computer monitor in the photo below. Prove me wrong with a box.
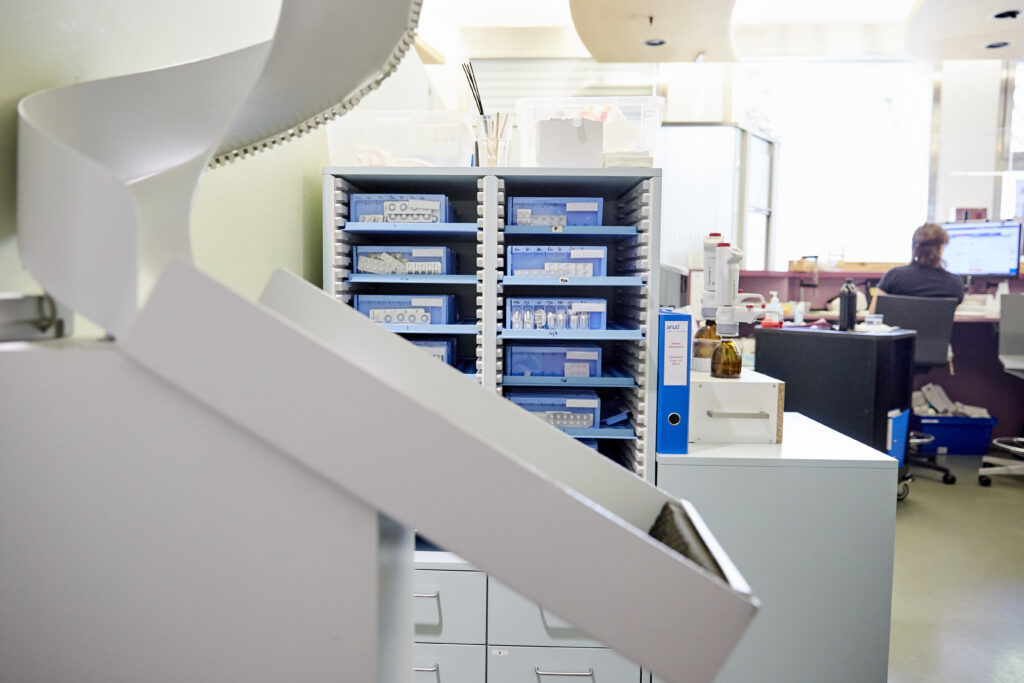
[940,220,1022,279]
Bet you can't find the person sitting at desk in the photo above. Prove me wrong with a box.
[869,223,965,313]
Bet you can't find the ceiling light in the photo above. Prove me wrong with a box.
[986,40,1011,48]
[645,38,666,46]
[993,10,1021,19]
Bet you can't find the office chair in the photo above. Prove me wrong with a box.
[876,295,959,484]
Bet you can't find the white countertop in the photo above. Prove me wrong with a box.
[658,413,897,469]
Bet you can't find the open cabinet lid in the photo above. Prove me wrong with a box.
[121,263,758,683]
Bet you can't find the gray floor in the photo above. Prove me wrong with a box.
[889,454,1024,683]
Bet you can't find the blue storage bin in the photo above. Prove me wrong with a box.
[353,294,457,325]
[911,414,997,455]
[507,245,608,277]
[508,197,603,226]
[506,344,602,377]
[506,298,607,331]
[349,193,453,223]
[506,390,601,430]
[354,246,456,275]
[578,438,600,450]
[411,337,457,365]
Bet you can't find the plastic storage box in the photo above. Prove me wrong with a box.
[515,96,665,168]
[506,344,602,377]
[506,298,607,331]
[507,246,608,278]
[354,246,456,275]
[353,294,457,325]
[911,414,998,455]
[411,338,457,365]
[508,197,603,227]
[326,111,475,168]
[349,194,453,224]
[506,390,601,430]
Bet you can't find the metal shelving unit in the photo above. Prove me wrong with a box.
[324,167,660,482]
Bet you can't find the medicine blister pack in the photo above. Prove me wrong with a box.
[505,298,607,331]
[506,245,607,278]
[505,344,602,377]
[506,390,601,429]
[353,294,457,325]
[410,337,457,365]
[508,197,604,227]
[349,194,453,224]
[354,246,456,275]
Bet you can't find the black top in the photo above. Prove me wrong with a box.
[877,263,964,303]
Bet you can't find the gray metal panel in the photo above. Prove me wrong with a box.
[413,570,487,645]
[999,293,1024,356]
[487,646,641,683]
[412,643,486,683]
[487,579,603,648]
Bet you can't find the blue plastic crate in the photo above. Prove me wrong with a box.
[353,294,457,325]
[506,344,602,377]
[506,389,601,430]
[506,245,608,277]
[508,197,603,226]
[911,414,997,455]
[410,337,457,365]
[349,193,453,223]
[506,297,607,331]
[354,246,456,275]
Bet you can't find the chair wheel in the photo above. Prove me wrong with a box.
[942,473,956,485]
[897,482,910,501]
[979,475,992,487]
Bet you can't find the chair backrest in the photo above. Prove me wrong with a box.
[1000,293,1024,356]
[876,295,958,368]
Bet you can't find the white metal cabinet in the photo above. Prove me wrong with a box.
[488,577,603,648]
[488,645,641,683]
[655,414,896,683]
[413,569,486,644]
[412,643,485,683]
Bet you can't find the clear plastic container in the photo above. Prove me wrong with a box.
[327,111,475,167]
[515,96,665,168]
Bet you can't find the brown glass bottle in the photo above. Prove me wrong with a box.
[710,339,742,378]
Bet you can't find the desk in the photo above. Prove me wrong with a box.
[753,327,915,453]
[655,414,896,683]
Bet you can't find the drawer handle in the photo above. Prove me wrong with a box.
[706,410,769,420]
[413,590,439,599]
[413,664,439,673]
[534,667,594,677]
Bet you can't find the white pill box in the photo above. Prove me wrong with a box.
[506,390,601,430]
[354,246,456,275]
[353,294,457,325]
[508,197,603,226]
[505,344,602,377]
[505,298,607,331]
[349,194,453,223]
[506,245,608,278]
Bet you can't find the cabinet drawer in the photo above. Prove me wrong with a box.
[412,643,485,683]
[413,569,486,644]
[487,646,641,683]
[487,578,603,647]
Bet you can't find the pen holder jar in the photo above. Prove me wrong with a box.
[475,113,511,167]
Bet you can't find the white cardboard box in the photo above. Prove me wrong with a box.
[689,369,784,444]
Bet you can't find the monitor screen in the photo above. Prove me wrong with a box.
[940,220,1022,278]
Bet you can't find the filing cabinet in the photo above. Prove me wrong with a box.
[414,552,642,682]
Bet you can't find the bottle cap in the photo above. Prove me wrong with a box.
[717,242,730,247]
